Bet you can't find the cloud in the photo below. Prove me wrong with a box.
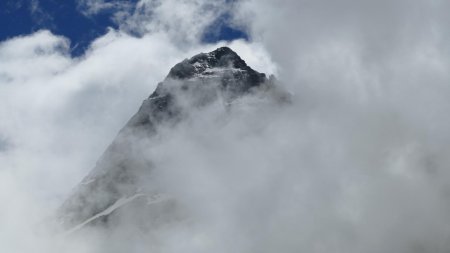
[2,0,450,252]
[77,0,235,46]
[29,0,53,26]
[0,30,172,252]
[116,0,231,45]
[0,1,275,251]
[229,0,450,252]
[76,0,134,16]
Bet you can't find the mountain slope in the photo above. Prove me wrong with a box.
[58,47,287,232]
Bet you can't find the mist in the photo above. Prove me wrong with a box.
[2,0,450,252]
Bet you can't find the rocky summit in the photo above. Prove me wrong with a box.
[58,47,287,233]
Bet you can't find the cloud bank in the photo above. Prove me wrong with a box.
[2,0,450,252]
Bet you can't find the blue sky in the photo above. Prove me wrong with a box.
[0,0,248,56]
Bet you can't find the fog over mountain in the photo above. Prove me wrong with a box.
[58,46,288,233]
[2,0,450,253]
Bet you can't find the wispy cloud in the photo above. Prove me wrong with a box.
[2,0,450,252]
[28,0,54,29]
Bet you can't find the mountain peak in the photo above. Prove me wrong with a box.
[156,47,268,104]
[167,47,263,80]
[58,47,286,232]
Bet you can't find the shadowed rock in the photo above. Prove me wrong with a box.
[58,47,287,232]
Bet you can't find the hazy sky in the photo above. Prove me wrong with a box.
[2,0,450,252]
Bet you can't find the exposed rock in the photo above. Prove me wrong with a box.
[58,47,287,233]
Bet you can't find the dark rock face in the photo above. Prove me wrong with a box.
[167,47,266,91]
[58,47,286,232]
[122,47,273,136]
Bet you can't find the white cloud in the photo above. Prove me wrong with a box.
[0,30,176,252]
[116,0,230,46]
[0,1,273,251]
[3,0,450,252]
[77,0,133,16]
[229,0,450,251]
[77,0,233,46]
